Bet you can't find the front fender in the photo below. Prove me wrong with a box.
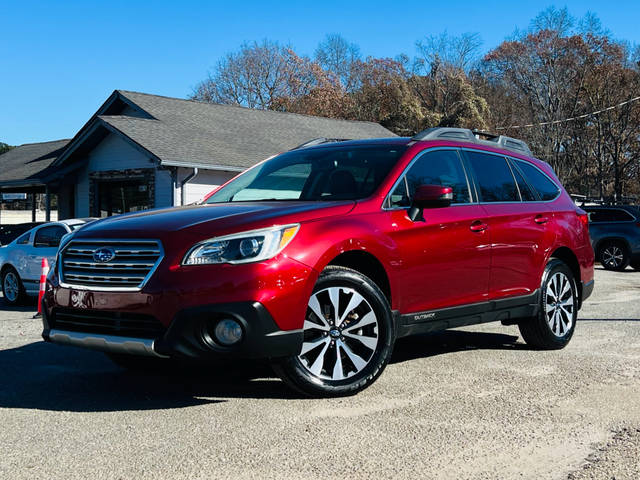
[287,216,400,308]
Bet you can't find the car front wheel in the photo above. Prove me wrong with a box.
[518,259,578,350]
[272,266,395,397]
[2,267,26,306]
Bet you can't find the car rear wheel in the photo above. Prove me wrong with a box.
[2,267,26,306]
[518,259,577,350]
[272,266,395,397]
[599,240,630,271]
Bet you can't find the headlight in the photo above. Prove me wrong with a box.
[182,224,299,265]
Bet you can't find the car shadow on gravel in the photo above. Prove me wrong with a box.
[391,330,527,364]
[0,297,38,313]
[0,341,299,412]
[579,318,640,322]
[0,329,533,411]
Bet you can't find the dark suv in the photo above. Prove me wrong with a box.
[582,205,640,271]
[42,127,594,396]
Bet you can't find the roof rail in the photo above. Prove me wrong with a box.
[291,138,351,150]
[411,127,532,157]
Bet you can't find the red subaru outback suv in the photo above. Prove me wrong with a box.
[42,128,594,396]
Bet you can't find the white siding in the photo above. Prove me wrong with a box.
[88,133,153,172]
[69,132,241,214]
[155,168,174,208]
[73,133,156,217]
[174,168,237,205]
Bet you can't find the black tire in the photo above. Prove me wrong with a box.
[1,267,26,306]
[518,259,578,350]
[105,352,170,372]
[598,240,630,271]
[272,266,395,397]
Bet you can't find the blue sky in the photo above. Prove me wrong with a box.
[1,0,639,145]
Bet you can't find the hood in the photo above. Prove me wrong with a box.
[74,201,356,240]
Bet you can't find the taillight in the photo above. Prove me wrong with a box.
[577,211,589,227]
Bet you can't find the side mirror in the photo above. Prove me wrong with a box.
[408,185,453,221]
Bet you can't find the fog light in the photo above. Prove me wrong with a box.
[214,319,243,346]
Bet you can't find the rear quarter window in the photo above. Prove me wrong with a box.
[16,233,30,245]
[514,160,560,201]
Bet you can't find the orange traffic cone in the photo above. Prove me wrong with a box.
[34,258,49,318]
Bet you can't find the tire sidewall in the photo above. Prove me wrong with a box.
[280,267,395,396]
[538,259,578,347]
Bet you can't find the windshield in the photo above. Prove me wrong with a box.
[205,145,408,203]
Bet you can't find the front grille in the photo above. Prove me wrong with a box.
[50,308,165,338]
[60,239,163,290]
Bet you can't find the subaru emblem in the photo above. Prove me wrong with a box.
[93,247,116,263]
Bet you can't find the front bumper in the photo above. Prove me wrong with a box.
[42,253,315,359]
[46,329,165,357]
[42,300,303,359]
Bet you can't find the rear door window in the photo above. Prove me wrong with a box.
[465,151,519,202]
[514,160,560,201]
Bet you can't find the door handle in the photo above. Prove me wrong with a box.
[534,215,549,224]
[470,220,488,233]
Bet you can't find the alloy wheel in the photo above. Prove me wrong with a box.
[545,271,574,337]
[299,286,379,381]
[3,272,19,302]
[602,245,624,268]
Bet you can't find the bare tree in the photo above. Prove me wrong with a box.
[530,6,574,36]
[482,11,640,201]
[188,8,640,201]
[314,34,361,91]
[410,32,488,131]
[415,31,483,75]
[631,44,640,71]
[191,40,317,110]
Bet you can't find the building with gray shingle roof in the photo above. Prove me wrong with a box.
[0,90,394,220]
[0,140,69,189]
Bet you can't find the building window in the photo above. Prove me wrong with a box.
[89,169,154,217]
[97,180,152,217]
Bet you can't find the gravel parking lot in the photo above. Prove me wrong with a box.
[1,267,639,479]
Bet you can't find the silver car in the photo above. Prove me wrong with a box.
[0,219,94,305]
